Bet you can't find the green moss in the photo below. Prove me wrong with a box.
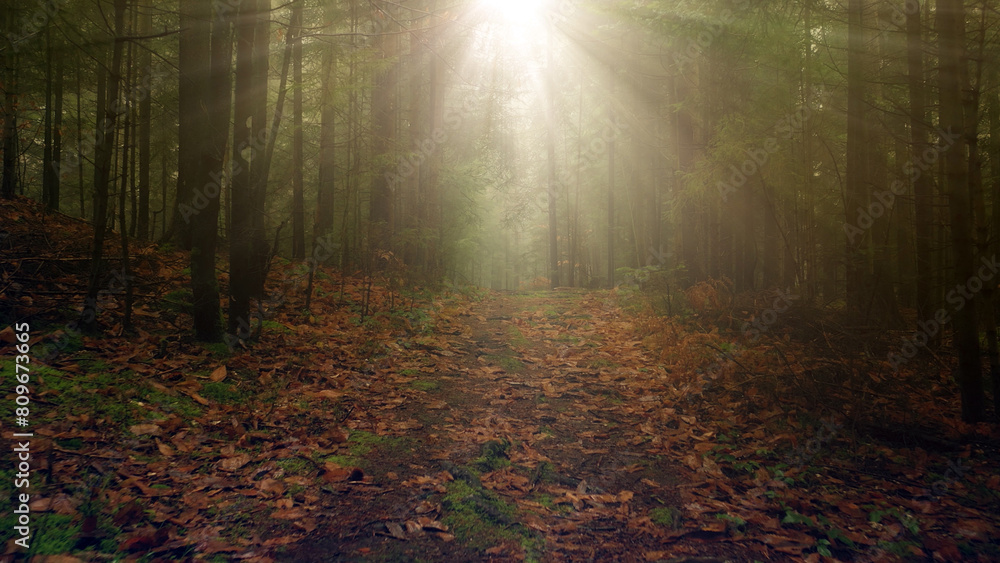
[411,379,439,392]
[1,360,145,426]
[143,389,202,419]
[276,457,313,475]
[260,320,292,334]
[651,506,683,529]
[473,439,511,472]
[200,380,248,405]
[506,325,530,348]
[347,430,410,457]
[321,454,360,467]
[163,289,194,314]
[485,354,524,373]
[202,342,232,358]
[442,477,543,560]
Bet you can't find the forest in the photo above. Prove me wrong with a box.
[2,0,1000,560]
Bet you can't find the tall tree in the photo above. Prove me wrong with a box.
[290,0,305,260]
[1,3,18,200]
[136,0,152,240]
[189,0,232,341]
[82,0,128,330]
[229,0,269,339]
[844,0,869,313]
[938,0,984,422]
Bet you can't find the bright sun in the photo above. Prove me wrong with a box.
[479,0,544,24]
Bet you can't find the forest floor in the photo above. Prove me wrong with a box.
[2,196,1000,563]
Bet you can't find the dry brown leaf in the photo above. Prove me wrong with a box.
[295,518,318,533]
[129,424,163,437]
[385,522,406,539]
[258,478,286,495]
[156,440,175,457]
[218,454,251,472]
[272,507,308,520]
[210,365,228,382]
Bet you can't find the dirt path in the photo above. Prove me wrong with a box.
[282,290,751,562]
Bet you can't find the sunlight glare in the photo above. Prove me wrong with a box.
[480,0,544,25]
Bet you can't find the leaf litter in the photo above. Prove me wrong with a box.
[1,198,999,561]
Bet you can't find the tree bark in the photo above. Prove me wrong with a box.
[291,0,305,260]
[137,0,152,240]
[190,0,232,341]
[937,0,985,422]
[82,0,128,330]
[844,0,869,312]
[1,2,18,200]
[907,1,934,338]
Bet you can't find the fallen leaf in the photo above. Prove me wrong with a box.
[385,522,406,539]
[272,508,308,520]
[219,454,251,472]
[210,365,228,382]
[129,424,163,437]
[156,440,175,457]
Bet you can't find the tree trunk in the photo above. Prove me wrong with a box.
[48,35,64,211]
[291,0,305,260]
[547,29,559,289]
[317,44,336,240]
[191,0,231,342]
[906,1,935,341]
[989,91,1000,417]
[369,4,397,249]
[43,26,55,209]
[844,0,869,313]
[937,0,984,422]
[82,0,127,330]
[137,0,151,240]
[228,0,262,339]
[1,2,18,200]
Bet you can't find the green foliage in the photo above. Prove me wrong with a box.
[410,379,439,392]
[202,342,232,359]
[162,289,194,314]
[485,353,524,373]
[200,380,249,404]
[473,439,511,472]
[650,506,682,529]
[260,320,292,334]
[442,476,542,559]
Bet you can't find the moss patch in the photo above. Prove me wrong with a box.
[484,354,525,374]
[410,379,439,392]
[442,479,542,559]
